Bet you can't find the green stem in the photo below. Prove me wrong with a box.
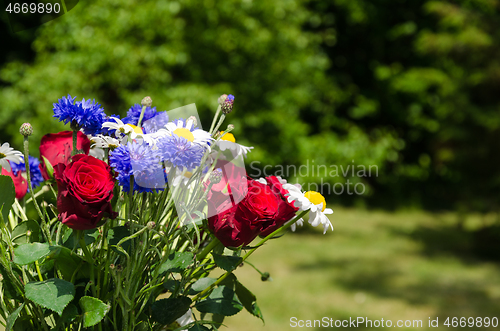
[209,105,222,134]
[23,136,52,244]
[196,237,220,262]
[79,235,96,297]
[71,129,78,156]
[60,0,67,13]
[191,211,308,302]
[136,105,147,128]
[211,114,226,136]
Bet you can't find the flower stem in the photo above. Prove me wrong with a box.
[191,211,307,302]
[136,105,147,128]
[196,237,220,262]
[209,105,222,134]
[23,136,52,244]
[71,129,78,156]
[79,235,96,297]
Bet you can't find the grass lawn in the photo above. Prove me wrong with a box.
[224,207,500,330]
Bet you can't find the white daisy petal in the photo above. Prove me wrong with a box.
[282,184,333,234]
[0,142,23,172]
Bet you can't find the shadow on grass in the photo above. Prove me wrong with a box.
[294,256,500,325]
[395,224,500,262]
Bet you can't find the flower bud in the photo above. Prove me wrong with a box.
[109,264,115,270]
[226,124,235,132]
[147,221,156,229]
[209,168,223,184]
[141,96,153,107]
[218,94,228,105]
[19,123,33,137]
[261,272,271,281]
[221,94,234,114]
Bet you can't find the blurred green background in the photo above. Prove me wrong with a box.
[1,0,500,329]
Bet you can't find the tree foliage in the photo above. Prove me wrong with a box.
[1,0,499,210]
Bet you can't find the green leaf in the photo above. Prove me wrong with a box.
[190,277,217,294]
[47,246,88,281]
[188,325,210,331]
[195,285,243,316]
[11,220,41,244]
[211,313,225,329]
[79,296,110,328]
[60,304,79,324]
[41,156,54,179]
[0,175,16,223]
[159,252,194,274]
[106,226,131,256]
[25,278,75,315]
[235,281,264,322]
[13,243,53,265]
[0,263,22,300]
[6,303,24,331]
[212,254,242,272]
[151,297,192,325]
[163,279,181,292]
[63,228,98,249]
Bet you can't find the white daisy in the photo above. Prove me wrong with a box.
[134,129,169,149]
[290,217,304,232]
[164,118,212,149]
[91,135,120,150]
[0,142,23,172]
[216,132,253,158]
[282,184,334,234]
[102,117,134,139]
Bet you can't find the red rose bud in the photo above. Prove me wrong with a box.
[39,131,91,180]
[54,154,117,230]
[1,167,28,200]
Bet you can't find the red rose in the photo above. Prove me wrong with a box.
[1,167,27,200]
[238,180,280,222]
[39,131,91,180]
[208,179,283,247]
[259,176,299,237]
[207,203,258,247]
[54,154,117,230]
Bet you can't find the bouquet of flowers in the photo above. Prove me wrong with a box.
[0,94,333,330]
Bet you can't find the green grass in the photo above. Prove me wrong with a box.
[224,207,500,330]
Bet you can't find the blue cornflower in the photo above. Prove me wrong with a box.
[123,104,158,126]
[10,156,44,191]
[158,135,205,171]
[101,114,121,136]
[109,142,165,193]
[143,112,169,134]
[53,95,107,135]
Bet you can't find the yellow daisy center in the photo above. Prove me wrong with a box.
[220,132,236,143]
[184,171,193,178]
[304,191,326,212]
[127,124,144,135]
[174,128,195,142]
